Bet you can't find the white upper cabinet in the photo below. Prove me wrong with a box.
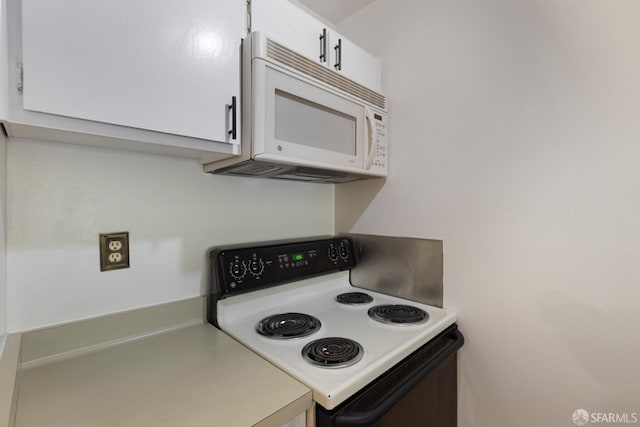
[0,0,8,120]
[2,0,246,160]
[251,0,381,93]
[329,30,381,93]
[252,0,328,66]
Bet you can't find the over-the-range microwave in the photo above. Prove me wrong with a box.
[204,32,388,183]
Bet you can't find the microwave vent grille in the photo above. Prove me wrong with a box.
[266,39,386,110]
[229,163,282,176]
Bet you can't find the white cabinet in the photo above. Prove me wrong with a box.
[0,0,8,120]
[252,0,327,66]
[1,0,246,161]
[330,30,381,92]
[281,411,307,427]
[251,0,381,92]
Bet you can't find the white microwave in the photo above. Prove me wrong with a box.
[204,32,388,183]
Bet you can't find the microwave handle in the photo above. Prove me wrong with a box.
[364,107,376,170]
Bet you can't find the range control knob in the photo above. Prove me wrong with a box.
[328,244,339,262]
[249,258,265,276]
[339,242,350,260]
[229,259,246,280]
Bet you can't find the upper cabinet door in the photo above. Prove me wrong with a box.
[21,0,245,143]
[251,0,328,66]
[330,33,381,93]
[0,0,8,120]
[250,0,382,93]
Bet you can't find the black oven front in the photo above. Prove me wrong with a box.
[316,324,464,427]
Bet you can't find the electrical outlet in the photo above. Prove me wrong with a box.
[100,232,130,271]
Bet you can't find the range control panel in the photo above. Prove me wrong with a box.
[213,238,356,296]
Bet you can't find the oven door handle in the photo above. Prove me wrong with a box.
[334,328,464,427]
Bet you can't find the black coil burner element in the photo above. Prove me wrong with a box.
[335,292,374,305]
[302,337,363,368]
[256,313,321,339]
[368,304,429,325]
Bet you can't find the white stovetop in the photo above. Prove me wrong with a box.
[217,272,456,410]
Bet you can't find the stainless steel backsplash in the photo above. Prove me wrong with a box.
[346,233,443,308]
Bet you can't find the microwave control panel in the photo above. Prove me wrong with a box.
[371,111,388,173]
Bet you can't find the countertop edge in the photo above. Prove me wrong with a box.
[0,333,22,427]
[254,391,313,427]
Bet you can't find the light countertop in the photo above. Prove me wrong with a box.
[14,323,312,427]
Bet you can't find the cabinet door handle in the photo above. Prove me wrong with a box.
[228,96,237,140]
[319,28,327,63]
[334,38,342,71]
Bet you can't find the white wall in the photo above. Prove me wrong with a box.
[6,139,334,332]
[338,1,640,426]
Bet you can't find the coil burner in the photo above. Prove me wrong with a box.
[256,313,321,339]
[302,337,364,368]
[335,292,374,305]
[368,304,429,325]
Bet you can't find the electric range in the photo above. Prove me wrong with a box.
[207,237,462,425]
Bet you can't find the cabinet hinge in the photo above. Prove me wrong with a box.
[17,62,24,93]
[246,0,252,34]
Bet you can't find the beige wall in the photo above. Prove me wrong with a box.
[338,1,640,426]
[7,139,334,332]
[0,133,6,340]
[0,0,7,346]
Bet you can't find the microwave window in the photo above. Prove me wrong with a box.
[274,90,356,155]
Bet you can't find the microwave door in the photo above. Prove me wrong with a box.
[259,64,366,170]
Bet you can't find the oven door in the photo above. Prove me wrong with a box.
[316,325,464,427]
[251,59,373,171]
